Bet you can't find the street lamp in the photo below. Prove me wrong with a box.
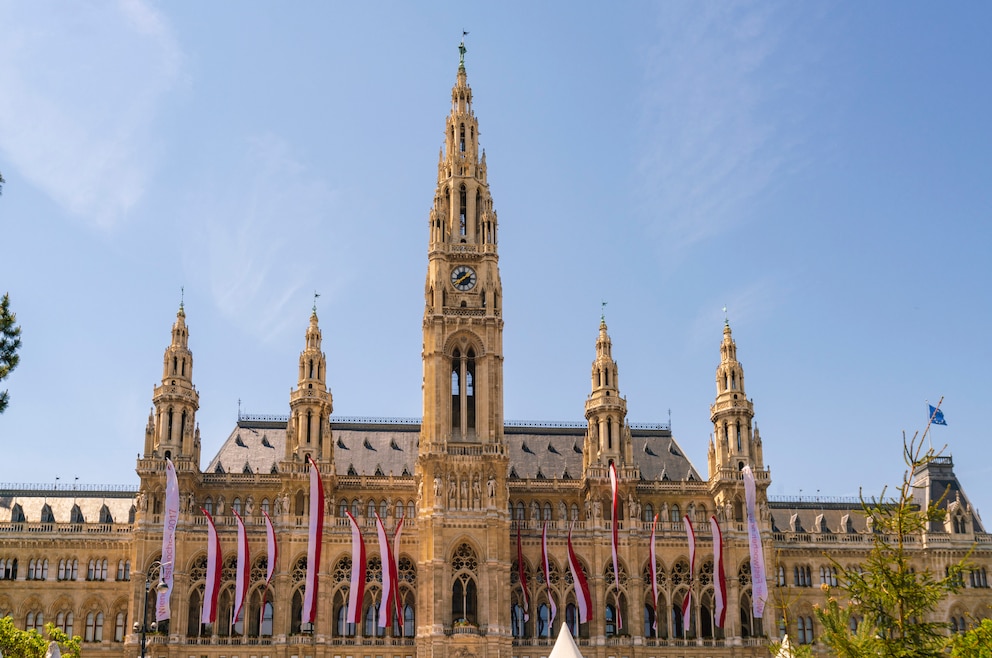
[134,562,170,658]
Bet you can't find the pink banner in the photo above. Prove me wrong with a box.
[261,511,277,616]
[681,515,695,635]
[156,459,179,621]
[710,515,727,628]
[345,511,365,624]
[303,456,324,625]
[566,521,591,624]
[649,514,658,634]
[375,513,397,628]
[517,524,530,621]
[391,517,404,623]
[200,508,222,625]
[743,465,767,618]
[233,510,249,628]
[541,521,555,626]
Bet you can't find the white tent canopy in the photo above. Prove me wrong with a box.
[548,625,584,658]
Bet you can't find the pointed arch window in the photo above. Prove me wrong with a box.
[459,124,466,152]
[736,421,742,452]
[451,543,479,625]
[450,347,477,440]
[459,185,467,236]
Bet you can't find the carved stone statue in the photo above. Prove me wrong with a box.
[487,475,496,498]
[434,476,442,497]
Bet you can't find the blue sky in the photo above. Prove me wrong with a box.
[1,2,990,517]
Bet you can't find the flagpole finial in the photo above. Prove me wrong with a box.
[601,300,608,324]
[722,305,728,326]
[180,286,184,312]
[312,291,321,315]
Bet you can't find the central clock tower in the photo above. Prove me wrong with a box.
[420,40,504,452]
[415,41,510,658]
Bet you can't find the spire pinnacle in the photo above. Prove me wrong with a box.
[178,286,185,317]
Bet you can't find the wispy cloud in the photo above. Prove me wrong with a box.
[184,135,339,343]
[636,2,804,257]
[0,0,183,229]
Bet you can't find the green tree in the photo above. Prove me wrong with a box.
[0,292,22,414]
[0,618,81,658]
[814,420,967,657]
[950,618,992,657]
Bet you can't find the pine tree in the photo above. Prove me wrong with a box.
[0,292,22,414]
[814,418,966,657]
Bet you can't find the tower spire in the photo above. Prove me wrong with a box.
[708,321,763,478]
[583,318,636,477]
[146,304,200,468]
[286,309,334,463]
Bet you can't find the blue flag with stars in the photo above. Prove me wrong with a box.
[928,405,947,426]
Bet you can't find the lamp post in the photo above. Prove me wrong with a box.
[134,562,169,658]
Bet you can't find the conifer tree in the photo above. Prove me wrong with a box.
[0,292,22,413]
[814,417,966,657]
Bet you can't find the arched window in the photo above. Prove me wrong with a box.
[543,502,552,521]
[114,612,126,642]
[605,604,617,637]
[367,499,377,518]
[565,603,579,637]
[451,544,479,625]
[407,501,415,519]
[643,603,655,638]
[643,504,654,523]
[511,603,526,637]
[515,501,525,521]
[84,611,104,642]
[670,504,681,523]
[571,503,579,521]
[538,602,551,637]
[232,497,242,514]
[380,500,388,518]
[56,611,74,637]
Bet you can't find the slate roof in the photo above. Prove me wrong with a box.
[0,485,137,524]
[206,417,700,483]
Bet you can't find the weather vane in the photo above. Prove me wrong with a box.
[312,291,321,314]
[601,300,608,323]
[722,305,728,326]
[180,286,184,311]
[459,30,468,67]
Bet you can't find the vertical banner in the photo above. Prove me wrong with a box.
[233,510,249,628]
[649,514,659,634]
[375,513,397,628]
[344,511,366,624]
[608,462,622,629]
[517,524,530,621]
[743,465,768,618]
[391,517,404,625]
[303,456,324,625]
[156,458,179,621]
[261,511,277,618]
[200,508,222,625]
[710,515,727,628]
[541,521,556,626]
[566,521,592,624]
[681,515,696,635]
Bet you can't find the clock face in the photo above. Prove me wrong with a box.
[450,265,477,291]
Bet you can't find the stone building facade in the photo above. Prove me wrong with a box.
[1,46,990,658]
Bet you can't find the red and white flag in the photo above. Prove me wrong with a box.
[681,514,695,635]
[649,513,659,634]
[156,458,179,622]
[743,465,768,618]
[375,512,398,628]
[261,511,277,619]
[344,510,366,625]
[710,515,727,628]
[302,456,324,625]
[200,508,222,625]
[517,524,530,622]
[541,521,556,626]
[566,521,592,624]
[233,510,249,628]
[608,462,622,629]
